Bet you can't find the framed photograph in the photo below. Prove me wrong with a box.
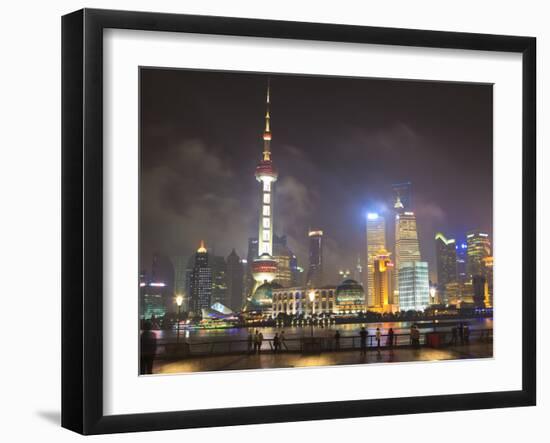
[62,8,536,435]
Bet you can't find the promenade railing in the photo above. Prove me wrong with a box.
[151,328,493,359]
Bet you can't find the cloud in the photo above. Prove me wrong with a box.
[277,175,318,221]
[140,140,253,262]
[415,201,446,223]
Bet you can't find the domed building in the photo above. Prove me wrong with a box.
[244,281,283,315]
[335,279,366,314]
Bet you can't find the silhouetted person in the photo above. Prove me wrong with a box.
[257,332,264,354]
[273,333,280,353]
[253,329,260,353]
[140,321,157,375]
[387,328,395,354]
[376,327,381,352]
[413,325,420,347]
[459,322,465,345]
[334,330,341,351]
[360,327,368,355]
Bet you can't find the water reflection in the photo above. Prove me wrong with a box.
[155,318,493,343]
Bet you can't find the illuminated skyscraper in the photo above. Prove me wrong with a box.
[395,210,422,307]
[372,248,394,311]
[139,281,169,320]
[398,261,430,311]
[210,255,228,306]
[483,256,494,307]
[189,240,212,315]
[395,212,421,265]
[306,229,324,287]
[456,241,468,284]
[435,232,458,304]
[466,230,491,279]
[251,80,279,294]
[272,234,295,287]
[366,213,386,307]
[472,274,486,308]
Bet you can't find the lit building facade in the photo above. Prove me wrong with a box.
[371,248,395,312]
[272,234,295,287]
[472,274,486,308]
[306,229,324,287]
[435,232,458,305]
[456,241,468,284]
[398,261,430,312]
[366,213,386,307]
[210,255,228,307]
[466,230,491,279]
[189,241,212,315]
[395,210,422,308]
[272,286,337,317]
[461,281,475,305]
[483,256,494,307]
[334,279,366,314]
[444,281,462,306]
[139,281,170,320]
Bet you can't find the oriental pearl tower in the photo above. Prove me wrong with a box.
[250,80,279,301]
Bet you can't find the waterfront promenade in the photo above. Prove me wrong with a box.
[145,324,493,374]
[152,341,493,374]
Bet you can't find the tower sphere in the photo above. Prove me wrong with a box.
[336,279,365,306]
[245,281,283,312]
[255,160,278,181]
[251,252,278,285]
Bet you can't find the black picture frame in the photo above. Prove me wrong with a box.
[62,8,536,435]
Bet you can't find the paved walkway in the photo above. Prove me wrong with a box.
[152,343,493,374]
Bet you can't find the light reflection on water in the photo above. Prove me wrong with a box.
[155,318,493,343]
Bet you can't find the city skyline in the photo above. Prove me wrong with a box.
[140,68,493,285]
[138,67,494,375]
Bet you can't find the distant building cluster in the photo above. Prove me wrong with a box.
[435,231,493,309]
[139,82,493,321]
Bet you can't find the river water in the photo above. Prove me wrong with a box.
[154,318,493,344]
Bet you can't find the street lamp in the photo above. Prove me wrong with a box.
[429,286,437,333]
[308,290,316,338]
[175,295,184,344]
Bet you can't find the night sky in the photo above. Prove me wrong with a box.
[140,68,493,282]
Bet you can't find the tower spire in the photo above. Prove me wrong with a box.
[262,78,272,161]
[197,240,207,253]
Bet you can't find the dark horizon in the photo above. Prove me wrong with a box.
[139,68,493,283]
